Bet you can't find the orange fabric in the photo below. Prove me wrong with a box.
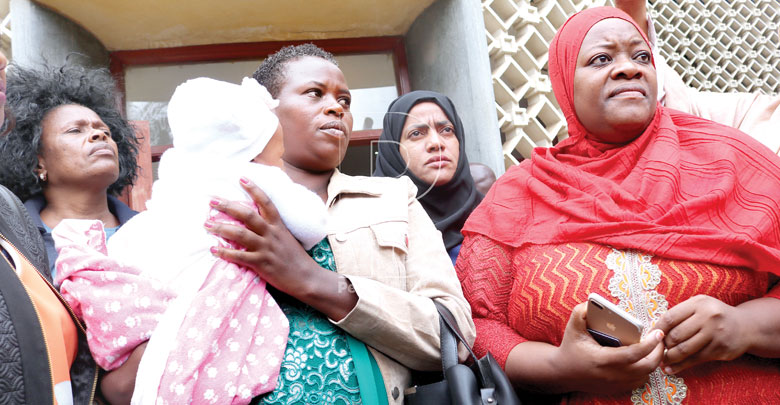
[463,7,780,275]
[457,236,780,403]
[3,242,77,404]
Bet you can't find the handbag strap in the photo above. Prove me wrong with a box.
[435,302,507,394]
[433,301,478,366]
[438,309,459,371]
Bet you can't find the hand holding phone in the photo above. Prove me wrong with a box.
[586,292,643,347]
[550,301,665,394]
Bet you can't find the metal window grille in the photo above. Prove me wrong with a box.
[484,0,780,167]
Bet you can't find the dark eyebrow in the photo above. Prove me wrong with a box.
[304,81,351,97]
[406,119,452,133]
[406,123,431,132]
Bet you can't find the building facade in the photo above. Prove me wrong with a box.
[8,0,780,182]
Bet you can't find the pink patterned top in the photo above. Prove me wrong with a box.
[54,218,288,404]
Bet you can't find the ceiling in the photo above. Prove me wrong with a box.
[34,0,435,51]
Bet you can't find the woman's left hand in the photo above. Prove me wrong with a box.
[653,295,750,374]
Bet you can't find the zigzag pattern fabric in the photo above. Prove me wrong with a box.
[457,238,780,404]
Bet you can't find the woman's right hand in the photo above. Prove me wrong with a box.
[552,302,665,394]
[506,302,664,395]
[205,178,358,321]
[205,180,321,293]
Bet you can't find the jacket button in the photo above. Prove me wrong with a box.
[392,387,399,399]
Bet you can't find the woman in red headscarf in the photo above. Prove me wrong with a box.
[457,6,780,403]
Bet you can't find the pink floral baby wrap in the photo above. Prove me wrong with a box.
[54,216,288,404]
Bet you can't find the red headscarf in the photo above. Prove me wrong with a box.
[463,7,780,274]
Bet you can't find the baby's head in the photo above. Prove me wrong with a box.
[167,77,283,166]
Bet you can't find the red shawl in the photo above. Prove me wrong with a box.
[463,7,780,274]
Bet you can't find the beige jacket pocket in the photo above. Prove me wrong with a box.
[364,221,408,289]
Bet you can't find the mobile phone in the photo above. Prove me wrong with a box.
[585,293,643,347]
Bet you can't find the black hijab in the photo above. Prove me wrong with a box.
[374,90,482,251]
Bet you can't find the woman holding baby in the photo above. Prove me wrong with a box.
[204,44,475,404]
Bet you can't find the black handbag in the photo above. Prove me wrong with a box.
[404,301,522,405]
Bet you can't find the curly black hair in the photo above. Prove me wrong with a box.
[0,64,138,201]
[252,43,338,98]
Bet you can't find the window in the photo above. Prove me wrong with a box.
[111,37,410,179]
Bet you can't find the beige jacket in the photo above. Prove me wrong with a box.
[659,57,780,153]
[325,170,476,404]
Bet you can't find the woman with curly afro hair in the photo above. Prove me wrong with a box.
[0,64,140,280]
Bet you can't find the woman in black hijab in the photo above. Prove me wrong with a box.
[374,91,482,264]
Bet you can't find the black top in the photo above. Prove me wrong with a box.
[374,90,482,251]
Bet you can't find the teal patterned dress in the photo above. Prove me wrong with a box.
[256,239,365,405]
